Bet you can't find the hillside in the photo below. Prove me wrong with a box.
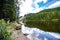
[23,7,60,33]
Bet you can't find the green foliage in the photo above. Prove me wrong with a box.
[0,19,11,40]
[0,0,16,21]
[23,7,60,33]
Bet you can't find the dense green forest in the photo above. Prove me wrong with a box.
[0,0,18,40]
[23,7,60,33]
[0,0,18,21]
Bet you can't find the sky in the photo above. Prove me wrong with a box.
[19,0,60,16]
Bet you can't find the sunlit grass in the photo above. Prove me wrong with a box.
[0,19,11,40]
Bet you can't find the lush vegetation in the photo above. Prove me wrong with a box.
[23,7,60,33]
[0,0,20,40]
[0,0,18,21]
[0,19,11,40]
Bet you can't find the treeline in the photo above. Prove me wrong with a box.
[0,0,18,21]
[23,7,60,33]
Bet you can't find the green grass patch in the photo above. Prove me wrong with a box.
[0,19,11,40]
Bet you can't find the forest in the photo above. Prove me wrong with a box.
[0,0,60,40]
[0,0,19,21]
[23,7,60,33]
[0,0,18,40]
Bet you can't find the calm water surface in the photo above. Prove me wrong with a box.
[20,22,60,40]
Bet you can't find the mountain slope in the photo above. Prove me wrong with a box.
[23,7,60,33]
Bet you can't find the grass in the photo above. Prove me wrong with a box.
[0,19,21,40]
[0,19,11,40]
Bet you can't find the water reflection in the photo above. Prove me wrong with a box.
[20,22,60,40]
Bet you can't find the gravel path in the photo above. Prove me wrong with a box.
[12,30,30,40]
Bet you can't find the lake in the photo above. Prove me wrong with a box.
[20,22,60,40]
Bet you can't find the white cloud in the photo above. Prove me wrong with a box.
[19,0,60,16]
[19,0,48,16]
[34,0,47,4]
[48,32,60,39]
[48,1,60,9]
[19,0,33,16]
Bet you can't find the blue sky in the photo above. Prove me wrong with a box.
[37,0,59,9]
[19,0,60,16]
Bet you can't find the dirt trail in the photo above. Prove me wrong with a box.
[12,30,30,40]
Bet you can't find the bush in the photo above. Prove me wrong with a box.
[0,19,11,40]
